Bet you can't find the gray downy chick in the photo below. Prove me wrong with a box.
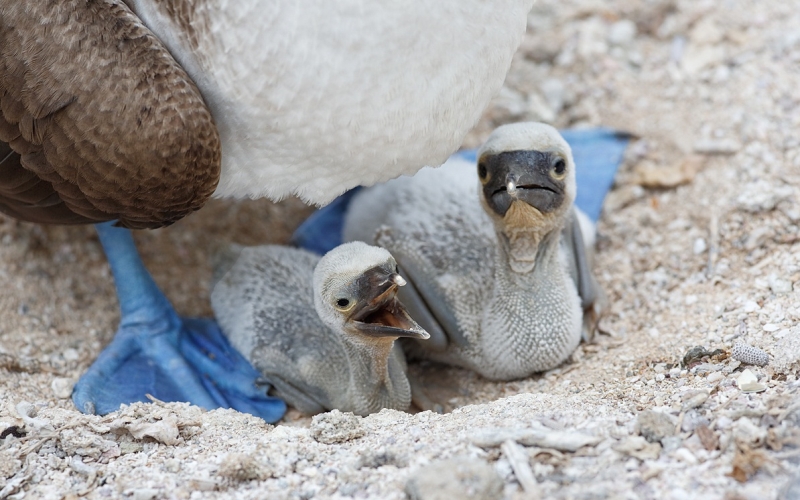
[343,122,600,381]
[211,241,429,416]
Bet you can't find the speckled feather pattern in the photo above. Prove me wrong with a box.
[0,0,220,228]
[344,158,583,380]
[210,244,412,416]
[129,0,535,205]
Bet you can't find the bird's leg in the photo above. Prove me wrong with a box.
[71,222,285,421]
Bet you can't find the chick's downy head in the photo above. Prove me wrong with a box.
[313,242,429,342]
[476,122,575,234]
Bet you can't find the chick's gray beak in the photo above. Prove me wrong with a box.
[481,150,566,217]
[350,267,430,340]
[506,173,519,198]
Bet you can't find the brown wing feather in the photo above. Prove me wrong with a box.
[0,142,94,224]
[0,0,221,229]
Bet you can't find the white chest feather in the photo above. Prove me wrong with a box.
[127,0,534,205]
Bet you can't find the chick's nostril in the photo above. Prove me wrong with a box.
[506,173,519,197]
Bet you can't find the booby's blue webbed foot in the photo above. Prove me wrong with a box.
[71,222,286,422]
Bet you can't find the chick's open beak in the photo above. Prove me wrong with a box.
[349,267,429,340]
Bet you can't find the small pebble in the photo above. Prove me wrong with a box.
[769,278,793,294]
[762,324,780,332]
[681,413,710,433]
[695,424,719,451]
[745,228,773,252]
[405,457,502,500]
[50,377,75,399]
[681,391,709,412]
[299,467,318,478]
[743,301,760,313]
[358,448,408,469]
[682,346,722,368]
[0,426,25,440]
[63,348,80,362]
[693,138,741,155]
[672,448,698,465]
[310,410,364,444]
[608,20,637,46]
[661,436,683,453]
[187,479,217,492]
[69,456,97,477]
[693,238,707,255]
[732,418,767,448]
[217,453,266,482]
[613,436,661,460]
[736,183,794,213]
[131,489,159,500]
[706,372,724,383]
[164,459,181,473]
[784,208,800,222]
[636,411,675,443]
[120,441,144,455]
[716,416,733,430]
[724,360,742,373]
[691,363,721,374]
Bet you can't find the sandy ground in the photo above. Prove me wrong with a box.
[2,0,800,498]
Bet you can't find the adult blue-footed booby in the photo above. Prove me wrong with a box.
[0,0,534,420]
[212,242,429,416]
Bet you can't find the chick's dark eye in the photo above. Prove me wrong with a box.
[336,298,350,308]
[553,158,566,175]
[477,162,487,179]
